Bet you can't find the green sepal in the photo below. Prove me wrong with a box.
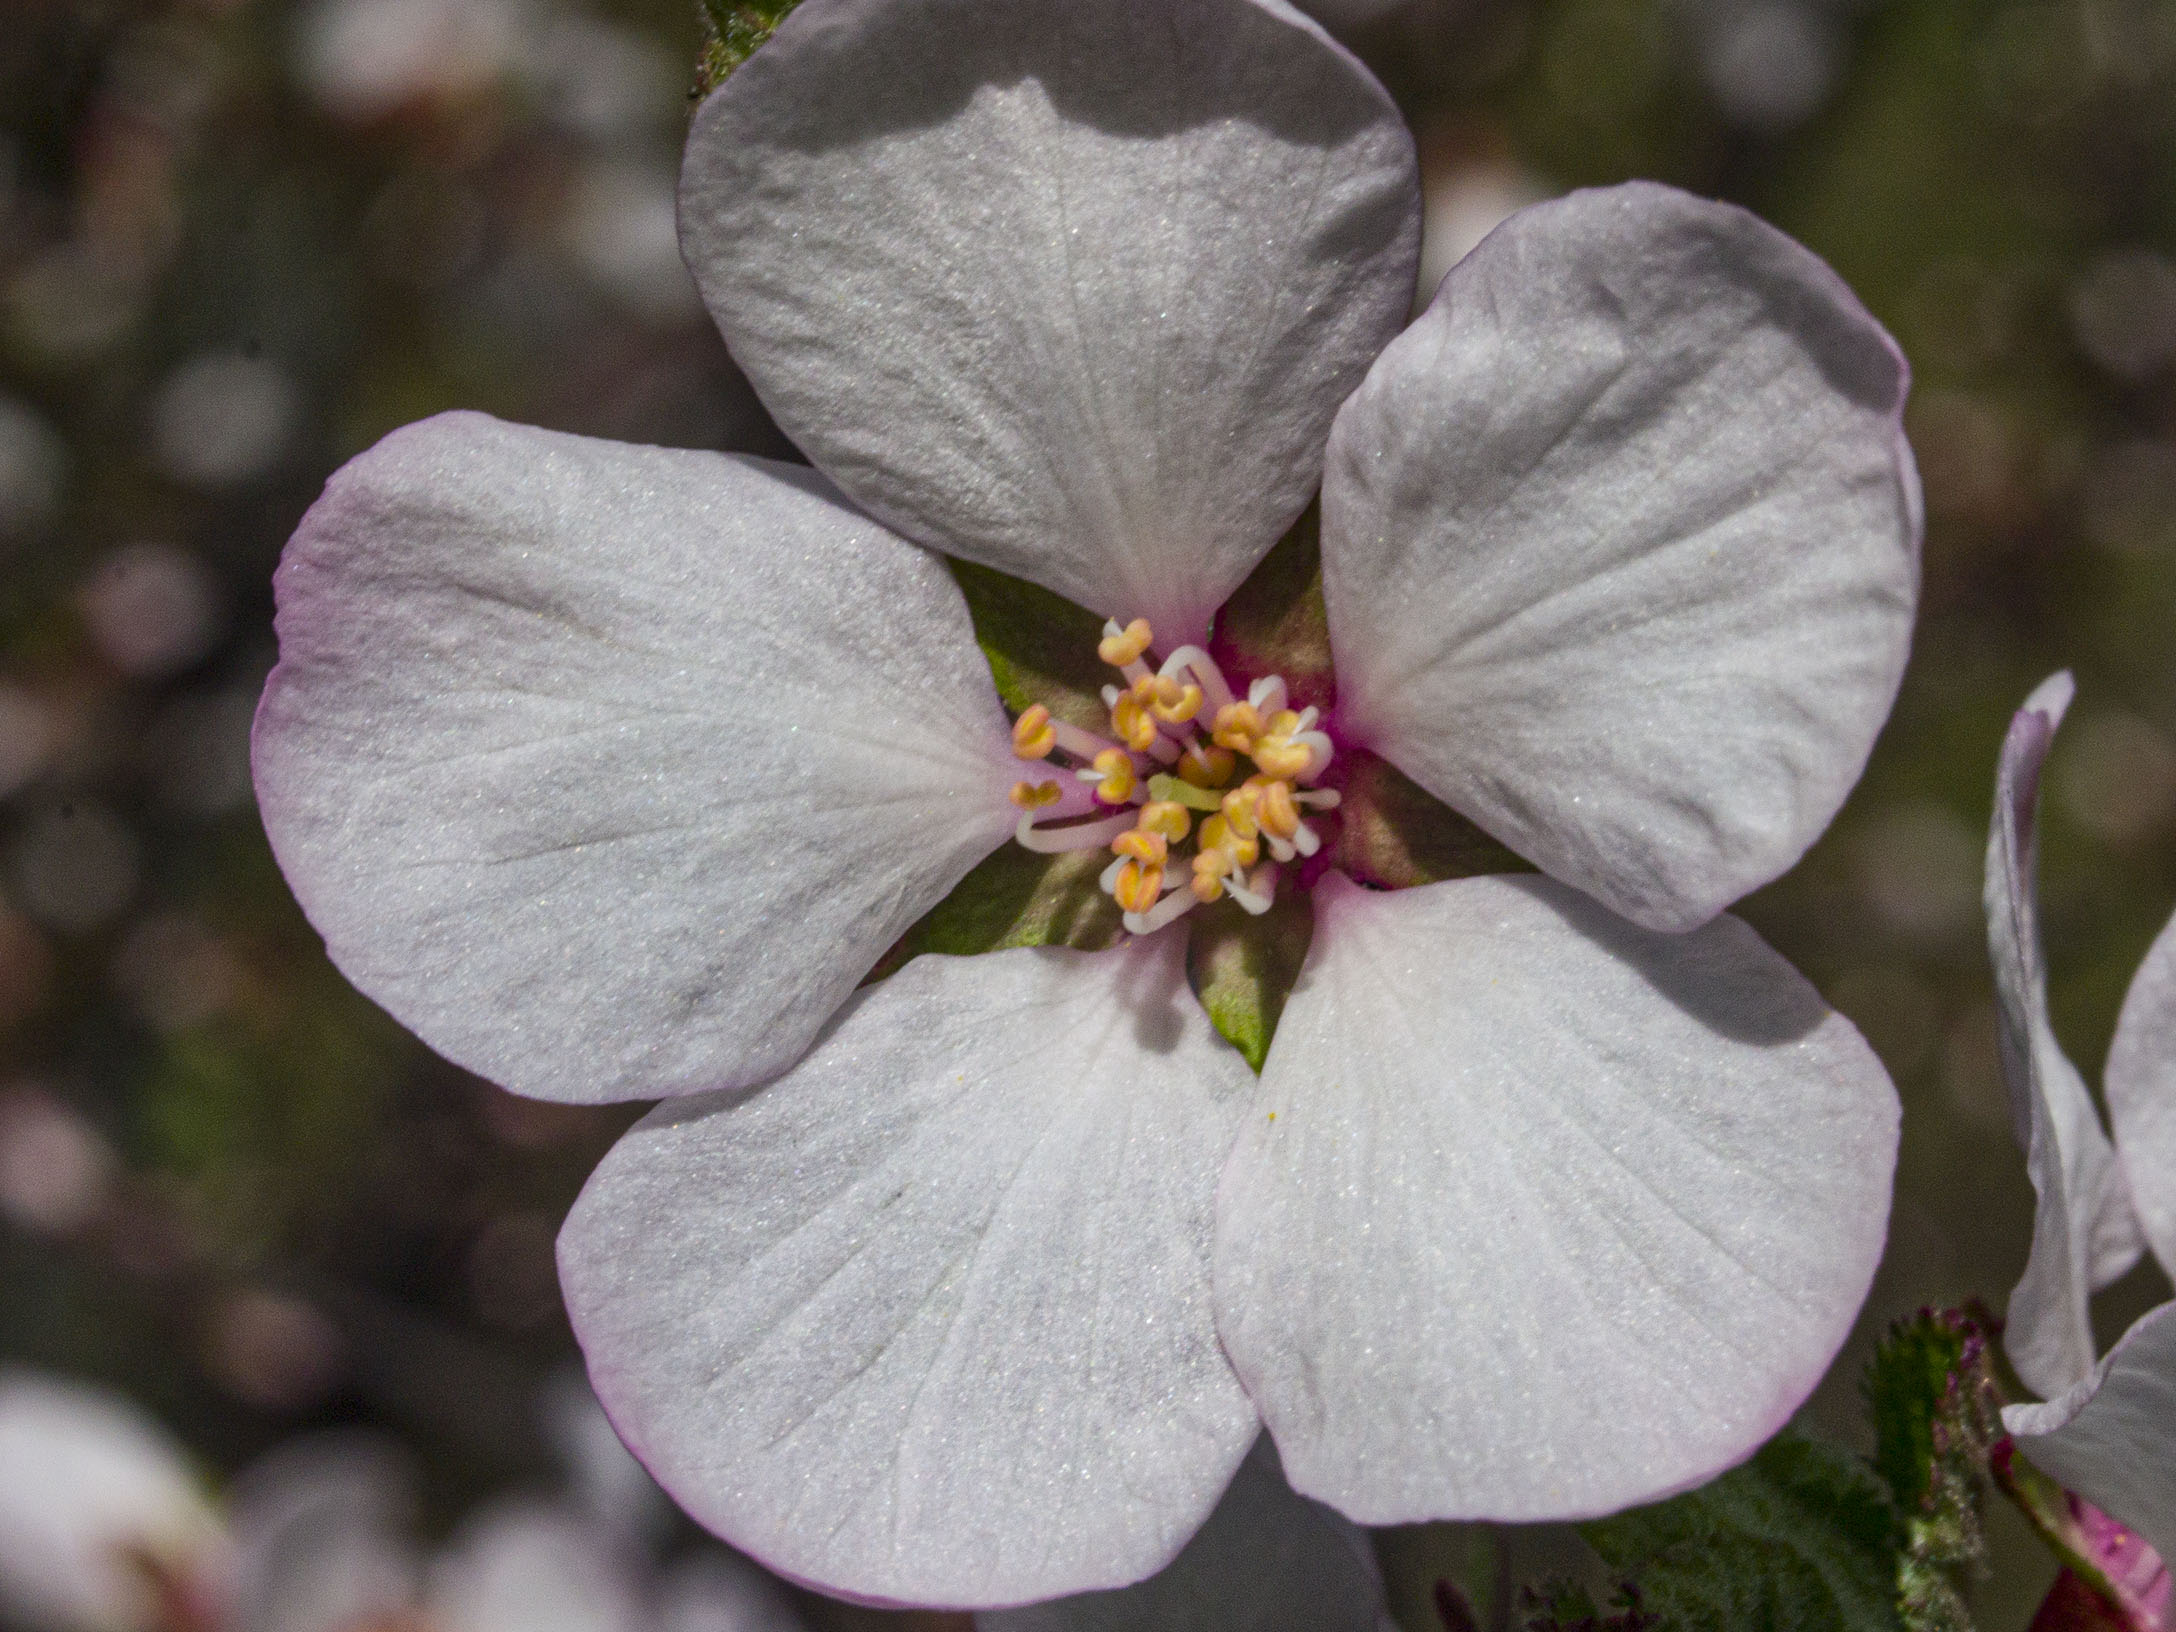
[693,0,803,95]
[1208,501,1334,710]
[852,560,1134,972]
[1536,1435,1905,1632]
[1209,505,1531,890]
[1868,1308,1980,1515]
[1332,751,1534,889]
[864,844,1126,982]
[1863,1305,2003,1632]
[1186,889,1313,1071]
[949,558,1112,730]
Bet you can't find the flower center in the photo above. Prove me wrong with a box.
[1006,617,1339,936]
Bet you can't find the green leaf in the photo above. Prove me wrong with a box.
[1863,1306,2003,1632]
[694,0,803,94]
[1186,889,1313,1070]
[1567,1435,1904,1632]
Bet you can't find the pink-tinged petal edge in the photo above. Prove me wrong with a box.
[1214,872,1897,1525]
[1987,673,2146,1400]
[253,411,1019,1106]
[559,937,1261,1609]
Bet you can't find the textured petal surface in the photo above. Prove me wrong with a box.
[976,1438,1389,1632]
[1986,674,2145,1399]
[2108,903,2176,1277]
[681,0,1418,642]
[254,412,1018,1104]
[0,1371,229,1632]
[559,938,1260,1608]
[1214,873,1898,1524]
[2006,1302,2176,1573]
[1321,181,1919,933]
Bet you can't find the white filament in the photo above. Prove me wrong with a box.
[1158,645,1236,716]
[1015,810,1138,854]
[1123,886,1199,936]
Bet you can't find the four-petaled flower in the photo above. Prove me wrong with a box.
[254,0,1921,1610]
[1982,673,2176,1587]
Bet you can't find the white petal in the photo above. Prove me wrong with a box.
[2107,902,2176,1278]
[1985,674,2145,1399]
[228,1434,420,1632]
[2005,1300,2176,1574]
[558,938,1261,1608]
[0,1371,229,1632]
[976,1437,1389,1632]
[254,412,1019,1104]
[1214,873,1898,1524]
[1321,181,1919,933]
[427,1502,645,1632]
[680,0,1418,643]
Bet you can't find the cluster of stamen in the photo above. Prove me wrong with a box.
[1007,617,1338,935]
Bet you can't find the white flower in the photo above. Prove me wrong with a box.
[225,1388,809,1632]
[1982,672,2176,1575]
[251,0,1920,1610]
[0,1371,228,1632]
[0,1369,817,1632]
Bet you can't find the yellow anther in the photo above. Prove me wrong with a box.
[1256,777,1301,841]
[1220,784,1262,840]
[1110,694,1161,753]
[1138,800,1192,841]
[1011,705,1056,760]
[1090,747,1137,805]
[1147,676,1203,725]
[1113,858,1164,914]
[1266,709,1303,737]
[1252,734,1314,780]
[1112,828,1168,866]
[1199,813,1259,870]
[1212,702,1262,753]
[1177,743,1235,788]
[1098,618,1155,668]
[1190,850,1229,903]
[1008,779,1061,810]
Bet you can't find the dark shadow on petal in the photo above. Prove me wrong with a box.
[1505,872,1828,1048]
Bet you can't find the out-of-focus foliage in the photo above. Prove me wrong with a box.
[4,0,2175,1626]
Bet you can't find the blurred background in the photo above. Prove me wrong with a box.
[1,0,2172,1625]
